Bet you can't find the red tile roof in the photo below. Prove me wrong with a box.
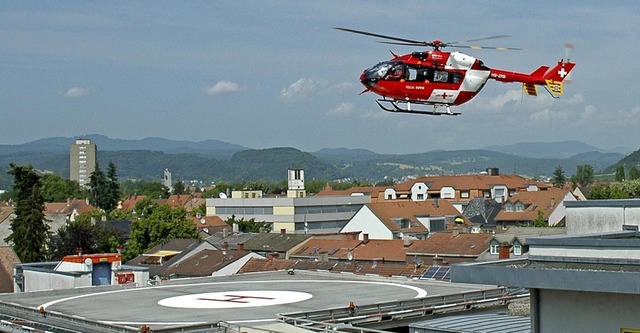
[119,195,146,211]
[495,187,572,222]
[366,199,465,233]
[351,239,410,262]
[407,233,492,257]
[44,199,96,215]
[290,239,362,260]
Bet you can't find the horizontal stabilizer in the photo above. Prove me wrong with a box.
[523,83,538,96]
[545,79,563,96]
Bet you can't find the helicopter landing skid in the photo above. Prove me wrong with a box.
[375,99,461,116]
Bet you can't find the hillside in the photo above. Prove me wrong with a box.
[0,136,632,190]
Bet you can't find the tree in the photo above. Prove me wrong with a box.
[40,173,86,202]
[123,204,198,261]
[225,214,271,233]
[571,164,595,187]
[105,162,121,211]
[48,210,128,259]
[629,166,640,181]
[551,166,566,188]
[88,162,107,209]
[173,181,186,195]
[532,210,547,227]
[5,164,49,262]
[120,180,170,199]
[615,164,626,182]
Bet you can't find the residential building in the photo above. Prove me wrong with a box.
[406,232,492,265]
[0,246,20,293]
[389,170,550,211]
[69,139,96,187]
[494,187,575,229]
[0,203,15,246]
[125,238,207,279]
[240,230,312,259]
[483,226,566,259]
[161,248,263,279]
[340,199,466,240]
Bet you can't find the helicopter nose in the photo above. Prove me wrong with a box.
[360,71,378,89]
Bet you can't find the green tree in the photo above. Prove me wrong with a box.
[571,164,595,187]
[532,210,546,227]
[48,211,128,259]
[225,214,271,233]
[5,164,49,262]
[40,173,86,202]
[629,166,640,181]
[615,164,626,182]
[105,162,121,211]
[123,204,198,261]
[88,162,108,209]
[551,166,567,189]
[173,181,186,195]
[120,180,170,199]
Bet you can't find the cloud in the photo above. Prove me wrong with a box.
[279,78,326,102]
[204,80,242,95]
[326,102,356,117]
[64,87,91,98]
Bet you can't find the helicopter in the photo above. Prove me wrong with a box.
[335,27,576,116]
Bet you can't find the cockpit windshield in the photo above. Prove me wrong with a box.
[364,61,393,80]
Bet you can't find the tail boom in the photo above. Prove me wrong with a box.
[489,60,575,96]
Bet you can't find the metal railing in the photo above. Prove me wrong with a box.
[278,288,529,330]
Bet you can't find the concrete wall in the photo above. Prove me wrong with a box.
[565,200,640,235]
[538,289,640,332]
[23,270,91,292]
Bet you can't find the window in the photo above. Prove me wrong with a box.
[513,244,522,256]
[417,194,424,200]
[461,191,469,198]
[490,244,499,255]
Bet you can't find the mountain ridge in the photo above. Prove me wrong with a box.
[0,135,631,189]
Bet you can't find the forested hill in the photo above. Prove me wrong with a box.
[0,136,631,189]
[0,148,343,188]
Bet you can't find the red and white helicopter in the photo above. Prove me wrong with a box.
[335,27,576,116]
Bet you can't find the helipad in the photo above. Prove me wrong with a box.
[0,271,498,331]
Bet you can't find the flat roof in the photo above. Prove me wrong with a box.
[0,270,498,332]
[410,313,530,333]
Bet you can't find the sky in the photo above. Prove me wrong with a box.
[1,1,639,154]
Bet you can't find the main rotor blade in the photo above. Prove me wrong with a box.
[334,27,429,46]
[455,35,511,43]
[456,45,523,51]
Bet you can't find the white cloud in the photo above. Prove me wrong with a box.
[279,78,326,102]
[204,80,242,95]
[326,102,356,117]
[64,87,91,98]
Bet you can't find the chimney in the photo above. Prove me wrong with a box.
[452,228,460,237]
[434,197,439,209]
[237,243,244,252]
[432,256,444,266]
[232,223,239,234]
[223,227,229,238]
[403,236,412,247]
[363,233,369,244]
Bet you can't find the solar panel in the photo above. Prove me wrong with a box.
[421,266,439,279]
[421,265,451,280]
